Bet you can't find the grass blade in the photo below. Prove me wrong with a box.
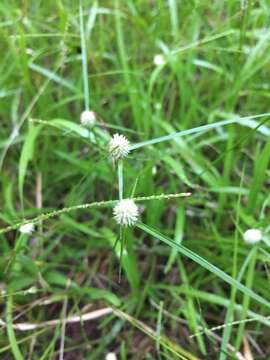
[18,125,42,206]
[137,222,270,310]
[29,62,77,92]
[6,295,24,360]
[247,139,270,213]
[130,113,270,151]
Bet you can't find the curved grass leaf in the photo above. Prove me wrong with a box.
[6,295,23,360]
[137,223,270,310]
[18,125,42,204]
[130,113,270,151]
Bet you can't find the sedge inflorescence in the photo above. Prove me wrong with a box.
[80,109,96,127]
[243,228,262,245]
[153,54,165,66]
[19,223,35,234]
[108,134,130,160]
[113,199,139,227]
[105,353,117,360]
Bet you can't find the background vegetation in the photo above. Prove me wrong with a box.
[0,0,270,359]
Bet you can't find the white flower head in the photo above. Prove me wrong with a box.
[25,48,34,55]
[152,165,157,175]
[113,199,139,226]
[243,228,262,245]
[106,353,117,360]
[155,102,162,111]
[24,286,38,295]
[108,134,130,160]
[153,54,165,66]
[19,223,35,234]
[80,110,96,127]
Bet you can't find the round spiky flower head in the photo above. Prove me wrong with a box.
[19,222,35,234]
[243,228,262,245]
[108,134,130,160]
[80,110,96,127]
[113,199,139,226]
[153,54,165,66]
[106,353,117,360]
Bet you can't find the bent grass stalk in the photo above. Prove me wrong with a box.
[6,295,23,360]
[137,222,270,310]
[130,113,270,151]
[0,192,191,235]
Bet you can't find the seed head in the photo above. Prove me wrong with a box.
[113,199,139,226]
[24,286,38,295]
[108,134,130,160]
[153,54,165,66]
[80,110,96,127]
[19,223,35,234]
[243,228,262,245]
[106,353,117,360]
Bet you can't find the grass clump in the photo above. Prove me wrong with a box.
[0,1,270,359]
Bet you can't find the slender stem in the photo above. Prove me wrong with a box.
[6,295,24,360]
[79,0,90,110]
[118,160,123,200]
[0,192,191,235]
[234,246,257,350]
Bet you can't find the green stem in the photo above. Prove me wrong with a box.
[118,160,123,200]
[6,295,24,360]
[79,0,90,110]
[0,192,191,235]
[234,246,257,350]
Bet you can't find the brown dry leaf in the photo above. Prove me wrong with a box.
[243,335,253,360]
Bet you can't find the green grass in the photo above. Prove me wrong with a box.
[0,1,270,359]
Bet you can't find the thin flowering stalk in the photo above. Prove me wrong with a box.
[118,225,124,282]
[190,313,268,339]
[79,0,90,110]
[0,192,191,235]
[118,160,123,200]
[116,159,126,281]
